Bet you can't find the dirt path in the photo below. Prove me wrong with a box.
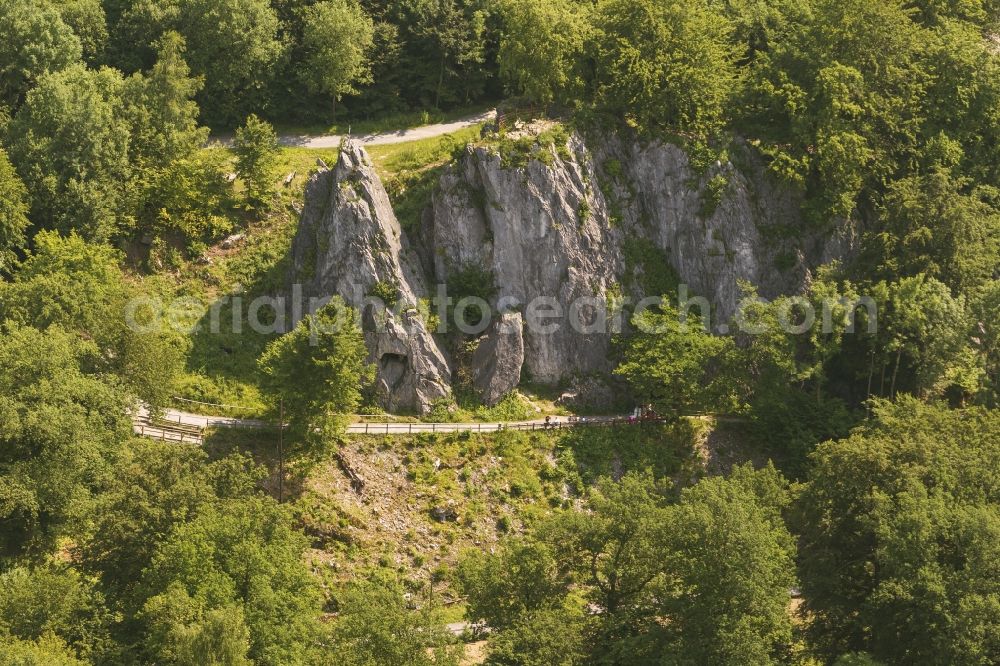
[210,110,496,150]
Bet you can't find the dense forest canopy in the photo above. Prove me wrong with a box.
[1,0,999,664]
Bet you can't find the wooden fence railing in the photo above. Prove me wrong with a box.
[350,417,665,436]
[133,413,665,444]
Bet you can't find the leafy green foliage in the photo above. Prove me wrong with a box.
[593,0,739,140]
[0,148,29,273]
[0,0,82,108]
[258,298,373,438]
[0,564,115,662]
[300,0,375,120]
[0,633,87,665]
[49,0,108,63]
[622,238,680,298]
[7,65,131,240]
[0,324,131,559]
[446,262,497,328]
[616,305,740,419]
[873,155,1000,294]
[747,388,854,477]
[141,593,252,666]
[386,0,490,110]
[484,605,590,666]
[80,441,264,599]
[795,398,1000,663]
[369,279,401,308]
[141,0,284,127]
[0,231,185,408]
[497,0,591,106]
[0,2,999,663]
[457,467,797,664]
[972,280,1000,406]
[657,466,796,664]
[137,498,323,665]
[125,31,208,171]
[328,574,460,666]
[139,149,236,253]
[867,275,974,399]
[233,113,279,209]
[456,540,570,631]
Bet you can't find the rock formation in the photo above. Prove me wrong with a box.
[290,126,855,412]
[426,124,854,382]
[290,140,451,414]
[427,134,621,383]
[470,312,525,406]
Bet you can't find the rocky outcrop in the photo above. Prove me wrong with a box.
[470,312,525,406]
[595,136,839,324]
[427,134,622,383]
[290,140,451,414]
[291,127,855,411]
[429,127,852,341]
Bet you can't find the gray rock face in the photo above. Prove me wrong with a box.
[428,127,853,355]
[598,136,839,324]
[427,135,622,383]
[291,129,854,409]
[290,140,451,414]
[470,312,525,406]
[556,375,621,412]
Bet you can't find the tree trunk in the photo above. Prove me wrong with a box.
[332,96,338,123]
[435,56,445,109]
[890,348,902,398]
[866,351,875,417]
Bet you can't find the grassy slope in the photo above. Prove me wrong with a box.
[205,420,705,604]
[160,146,341,415]
[200,418,713,665]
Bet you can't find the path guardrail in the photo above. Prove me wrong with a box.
[133,420,204,445]
[134,401,666,445]
[349,417,664,435]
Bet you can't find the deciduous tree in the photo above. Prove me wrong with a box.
[258,298,373,438]
[0,0,82,108]
[616,305,740,419]
[300,0,375,121]
[137,498,322,665]
[0,148,29,274]
[7,65,131,241]
[233,114,279,209]
[795,398,1000,663]
[498,0,592,106]
[593,0,739,139]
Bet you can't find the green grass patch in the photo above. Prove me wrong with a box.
[270,103,491,138]
[481,122,573,170]
[372,126,483,232]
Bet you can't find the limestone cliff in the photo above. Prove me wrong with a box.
[290,141,451,414]
[290,127,854,411]
[426,133,622,384]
